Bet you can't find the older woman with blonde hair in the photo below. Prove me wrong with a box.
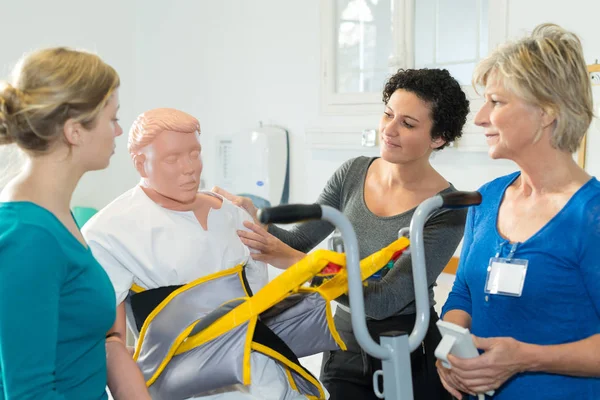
[438,24,600,399]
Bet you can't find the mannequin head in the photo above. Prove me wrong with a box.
[128,108,202,204]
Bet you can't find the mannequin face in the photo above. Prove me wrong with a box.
[137,130,202,204]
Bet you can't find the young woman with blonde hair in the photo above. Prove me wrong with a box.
[0,47,147,399]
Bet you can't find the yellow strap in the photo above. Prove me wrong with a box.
[176,250,345,354]
[284,366,298,391]
[137,238,408,391]
[145,323,197,387]
[251,342,326,400]
[242,317,257,385]
[175,238,409,355]
[133,265,245,368]
[130,283,146,293]
[317,237,410,301]
[324,292,346,350]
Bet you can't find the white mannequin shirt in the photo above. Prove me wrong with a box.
[82,185,268,305]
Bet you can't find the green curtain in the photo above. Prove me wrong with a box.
[72,206,98,228]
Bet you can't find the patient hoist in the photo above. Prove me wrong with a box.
[257,191,482,399]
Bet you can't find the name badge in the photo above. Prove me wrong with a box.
[484,257,528,297]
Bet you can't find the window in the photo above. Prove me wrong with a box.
[414,0,489,86]
[320,0,507,120]
[321,0,411,114]
[335,0,395,94]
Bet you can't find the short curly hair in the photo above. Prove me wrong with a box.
[382,68,469,150]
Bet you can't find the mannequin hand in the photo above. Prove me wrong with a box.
[448,335,525,395]
[211,186,262,226]
[238,221,305,269]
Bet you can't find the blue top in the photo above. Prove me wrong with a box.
[443,172,600,399]
[0,202,116,400]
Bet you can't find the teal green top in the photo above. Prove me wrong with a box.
[0,202,116,400]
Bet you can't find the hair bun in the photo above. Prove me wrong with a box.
[0,83,27,145]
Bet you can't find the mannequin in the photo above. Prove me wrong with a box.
[83,108,308,400]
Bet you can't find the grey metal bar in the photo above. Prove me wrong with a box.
[321,206,390,360]
[323,195,443,399]
[380,333,414,399]
[407,195,443,352]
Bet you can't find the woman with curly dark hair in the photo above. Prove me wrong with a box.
[214,68,470,400]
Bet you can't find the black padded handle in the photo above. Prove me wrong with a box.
[257,204,323,224]
[440,191,482,208]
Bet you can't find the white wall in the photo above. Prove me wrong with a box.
[173,0,598,205]
[1,0,599,209]
[130,0,324,205]
[0,0,140,208]
[126,0,520,206]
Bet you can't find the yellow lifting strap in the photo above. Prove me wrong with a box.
[132,264,250,362]
[176,236,410,355]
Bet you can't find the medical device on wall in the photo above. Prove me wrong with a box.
[216,124,290,208]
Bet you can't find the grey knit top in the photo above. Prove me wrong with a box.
[269,156,467,320]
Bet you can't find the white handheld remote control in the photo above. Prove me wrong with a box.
[435,320,495,398]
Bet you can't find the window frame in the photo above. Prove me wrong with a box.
[319,0,508,128]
